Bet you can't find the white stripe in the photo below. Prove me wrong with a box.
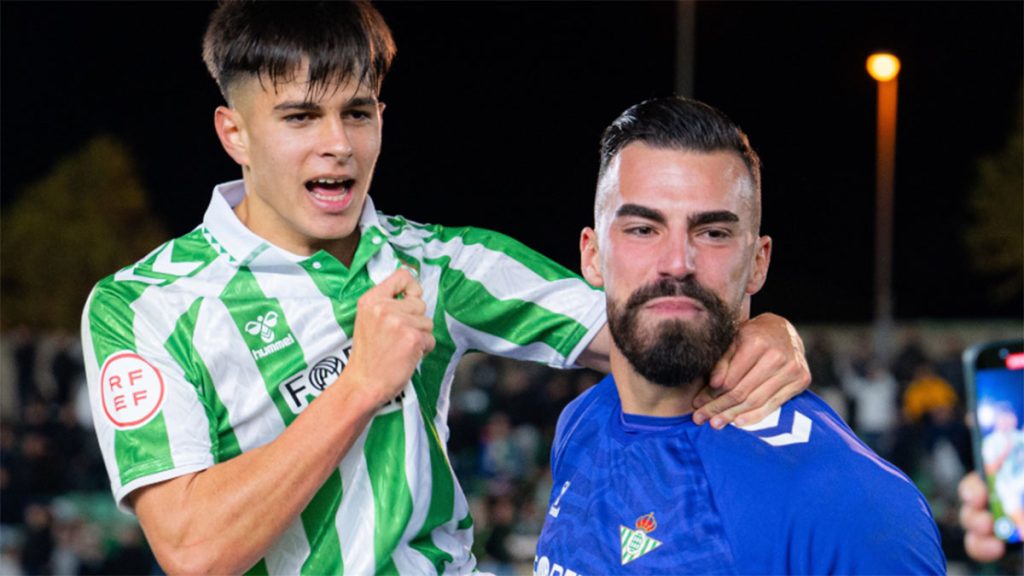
[196,299,309,574]
[127,273,219,485]
[428,487,475,575]
[81,292,125,507]
[196,300,286,450]
[392,386,436,575]
[420,233,603,327]
[249,259,352,363]
[337,430,375,575]
[445,313,566,367]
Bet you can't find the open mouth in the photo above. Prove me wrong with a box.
[305,178,355,200]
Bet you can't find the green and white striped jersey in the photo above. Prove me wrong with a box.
[81,181,605,575]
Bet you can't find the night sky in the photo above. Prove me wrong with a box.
[3,1,1021,323]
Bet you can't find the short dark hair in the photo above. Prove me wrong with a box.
[598,97,761,194]
[202,0,396,102]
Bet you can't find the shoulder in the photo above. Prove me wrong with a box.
[713,393,945,572]
[377,211,572,271]
[551,375,616,464]
[92,227,220,297]
[85,228,221,330]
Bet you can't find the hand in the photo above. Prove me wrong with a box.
[691,313,810,428]
[345,268,435,406]
[959,471,1005,563]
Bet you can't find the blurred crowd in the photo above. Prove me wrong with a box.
[0,324,1018,574]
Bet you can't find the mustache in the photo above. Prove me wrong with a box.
[625,275,720,311]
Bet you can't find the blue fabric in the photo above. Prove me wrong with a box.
[534,375,946,575]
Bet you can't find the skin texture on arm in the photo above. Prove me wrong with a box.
[131,269,434,575]
[579,312,810,429]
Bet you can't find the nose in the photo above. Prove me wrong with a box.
[320,116,353,160]
[657,232,695,279]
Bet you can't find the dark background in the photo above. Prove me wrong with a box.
[3,1,1021,323]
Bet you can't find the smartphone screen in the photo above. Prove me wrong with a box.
[964,339,1024,543]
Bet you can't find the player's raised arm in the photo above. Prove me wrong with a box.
[121,269,433,574]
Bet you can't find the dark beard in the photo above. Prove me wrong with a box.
[607,276,737,388]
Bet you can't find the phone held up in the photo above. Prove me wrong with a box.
[963,338,1024,544]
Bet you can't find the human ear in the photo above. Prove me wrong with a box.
[580,227,605,288]
[745,235,772,295]
[214,106,250,167]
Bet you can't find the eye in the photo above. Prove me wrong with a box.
[345,107,374,121]
[699,228,733,241]
[624,225,655,237]
[284,113,313,124]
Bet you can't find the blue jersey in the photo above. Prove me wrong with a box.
[535,375,945,575]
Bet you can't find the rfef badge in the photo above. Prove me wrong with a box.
[620,512,662,565]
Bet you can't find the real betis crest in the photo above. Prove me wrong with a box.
[620,512,662,565]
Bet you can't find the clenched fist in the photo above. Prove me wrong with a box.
[345,268,436,406]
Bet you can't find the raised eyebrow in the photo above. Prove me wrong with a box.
[614,203,666,225]
[346,96,379,109]
[689,210,739,227]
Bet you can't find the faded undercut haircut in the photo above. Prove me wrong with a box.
[596,97,763,228]
[202,0,396,103]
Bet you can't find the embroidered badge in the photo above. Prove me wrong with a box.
[99,352,166,429]
[620,512,662,565]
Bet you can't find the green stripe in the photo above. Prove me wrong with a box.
[300,473,344,575]
[87,280,176,486]
[244,558,269,575]
[114,413,173,486]
[456,512,473,531]
[219,268,306,422]
[220,267,347,572]
[408,415,455,574]
[298,257,359,334]
[435,225,580,283]
[87,279,148,363]
[365,411,413,573]
[163,299,242,462]
[432,260,587,357]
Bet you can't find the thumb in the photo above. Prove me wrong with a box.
[374,268,418,300]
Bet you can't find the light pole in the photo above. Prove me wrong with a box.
[866,52,900,362]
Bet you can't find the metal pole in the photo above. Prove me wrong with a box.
[873,77,898,362]
[675,0,696,98]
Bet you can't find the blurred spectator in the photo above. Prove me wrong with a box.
[103,525,156,575]
[903,363,959,424]
[806,332,842,391]
[841,356,899,458]
[891,329,929,388]
[480,412,527,482]
[1,423,24,526]
[807,332,846,419]
[49,332,82,408]
[900,363,970,499]
[493,364,538,428]
[20,503,53,575]
[481,492,517,570]
[12,325,38,406]
[934,335,967,401]
[0,527,23,576]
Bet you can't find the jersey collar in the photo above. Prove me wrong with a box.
[201,180,393,279]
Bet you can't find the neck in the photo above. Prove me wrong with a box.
[609,349,702,417]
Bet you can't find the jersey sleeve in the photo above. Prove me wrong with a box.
[433,226,605,368]
[81,278,216,512]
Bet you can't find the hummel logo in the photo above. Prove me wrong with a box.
[246,311,279,343]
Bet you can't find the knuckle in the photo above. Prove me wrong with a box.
[724,387,748,404]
